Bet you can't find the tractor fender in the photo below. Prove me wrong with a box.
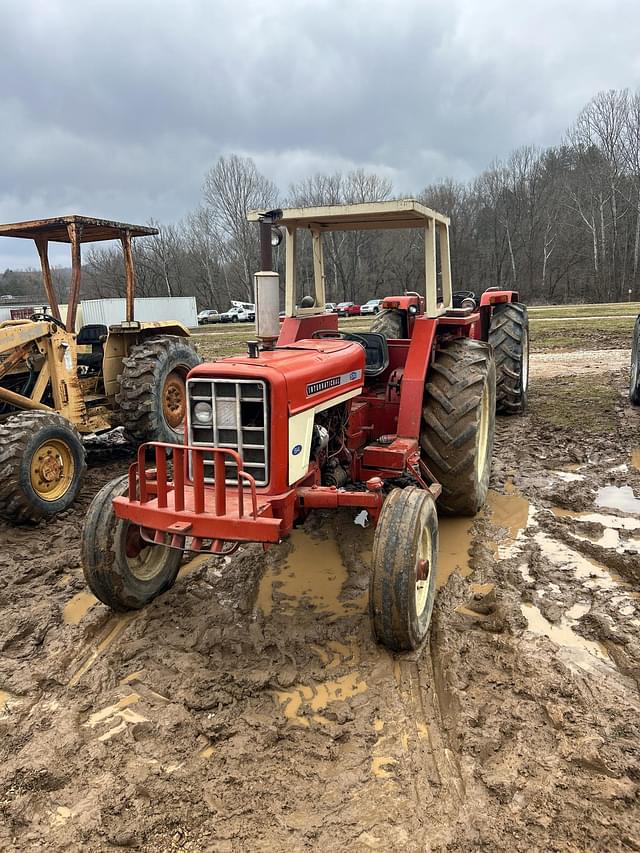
[478,290,519,340]
[479,289,519,307]
[136,321,192,338]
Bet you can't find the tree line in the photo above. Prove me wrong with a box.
[78,88,640,307]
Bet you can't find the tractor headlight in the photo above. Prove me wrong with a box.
[408,304,418,315]
[193,401,213,424]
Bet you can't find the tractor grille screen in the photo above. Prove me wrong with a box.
[187,378,269,486]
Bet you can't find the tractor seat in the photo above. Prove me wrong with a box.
[344,332,389,378]
[77,324,108,346]
[77,324,107,371]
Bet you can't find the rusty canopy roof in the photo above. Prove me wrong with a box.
[0,215,158,242]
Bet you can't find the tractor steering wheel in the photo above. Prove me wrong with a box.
[30,312,67,332]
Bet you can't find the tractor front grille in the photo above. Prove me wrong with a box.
[187,378,269,486]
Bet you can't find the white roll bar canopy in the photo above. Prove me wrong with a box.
[247,199,452,320]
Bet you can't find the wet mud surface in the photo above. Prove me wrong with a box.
[1,362,640,851]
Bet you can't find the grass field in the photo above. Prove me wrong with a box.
[528,301,640,319]
[190,302,639,360]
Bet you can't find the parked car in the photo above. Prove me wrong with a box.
[219,302,255,323]
[197,309,220,325]
[325,302,337,312]
[337,301,361,317]
[360,298,382,315]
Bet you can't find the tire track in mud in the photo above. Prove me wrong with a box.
[392,654,466,808]
[65,553,211,687]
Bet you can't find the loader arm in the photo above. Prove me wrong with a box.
[0,320,51,358]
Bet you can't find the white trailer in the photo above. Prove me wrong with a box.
[81,297,198,329]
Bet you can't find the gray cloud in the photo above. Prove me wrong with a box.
[1,0,639,268]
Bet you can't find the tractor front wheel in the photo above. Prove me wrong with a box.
[116,336,201,444]
[421,339,496,516]
[489,302,529,414]
[369,487,438,651]
[630,317,640,404]
[82,475,183,611]
[0,411,86,523]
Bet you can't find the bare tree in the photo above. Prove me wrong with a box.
[203,155,279,301]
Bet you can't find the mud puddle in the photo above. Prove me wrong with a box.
[552,505,640,529]
[63,591,98,625]
[596,484,640,513]
[520,602,611,672]
[258,490,530,607]
[437,489,531,587]
[257,528,367,616]
[482,469,640,674]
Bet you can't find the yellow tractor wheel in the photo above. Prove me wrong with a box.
[0,412,86,523]
[116,336,201,444]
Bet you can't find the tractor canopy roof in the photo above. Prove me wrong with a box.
[0,215,158,243]
[247,200,453,321]
[247,199,450,231]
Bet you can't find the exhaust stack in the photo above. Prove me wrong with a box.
[252,209,283,352]
[254,270,280,350]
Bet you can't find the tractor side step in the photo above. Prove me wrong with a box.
[84,394,108,407]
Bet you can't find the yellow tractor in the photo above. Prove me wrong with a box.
[0,215,200,523]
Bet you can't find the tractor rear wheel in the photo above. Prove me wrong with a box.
[630,317,640,404]
[489,302,529,414]
[370,487,438,651]
[0,411,86,523]
[82,474,183,611]
[370,308,405,339]
[420,339,495,516]
[116,336,201,444]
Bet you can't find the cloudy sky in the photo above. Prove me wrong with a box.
[2,0,639,269]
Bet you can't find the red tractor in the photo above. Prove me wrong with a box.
[82,201,528,651]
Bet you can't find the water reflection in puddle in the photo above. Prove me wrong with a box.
[520,602,610,669]
[488,490,531,557]
[257,529,365,617]
[595,485,640,514]
[63,591,98,625]
[534,531,619,589]
[552,470,586,483]
[551,507,640,530]
[437,490,533,588]
[437,517,473,589]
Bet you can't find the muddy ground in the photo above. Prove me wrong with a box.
[1,345,640,851]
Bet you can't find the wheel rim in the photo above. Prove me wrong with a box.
[475,380,490,483]
[415,521,433,616]
[521,327,529,393]
[124,523,171,581]
[30,438,75,501]
[162,369,187,429]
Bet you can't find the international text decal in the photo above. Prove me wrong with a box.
[306,369,362,396]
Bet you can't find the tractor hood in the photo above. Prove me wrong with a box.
[188,338,365,415]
